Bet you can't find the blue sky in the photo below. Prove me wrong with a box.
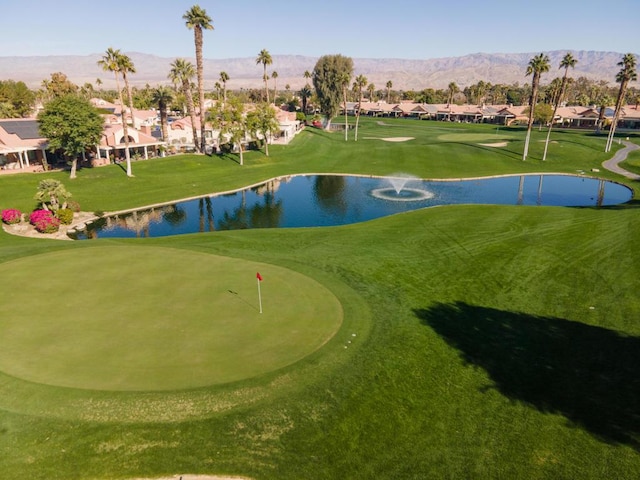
[2,0,638,59]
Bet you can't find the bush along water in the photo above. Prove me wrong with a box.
[30,209,60,234]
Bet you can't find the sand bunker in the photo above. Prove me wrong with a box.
[478,142,508,147]
[364,137,415,142]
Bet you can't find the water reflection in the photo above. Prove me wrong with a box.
[70,174,632,240]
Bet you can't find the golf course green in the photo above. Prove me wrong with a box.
[0,246,342,391]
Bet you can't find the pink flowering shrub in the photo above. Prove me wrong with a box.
[29,209,60,233]
[1,209,22,224]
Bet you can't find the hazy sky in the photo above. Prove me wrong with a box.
[2,0,638,59]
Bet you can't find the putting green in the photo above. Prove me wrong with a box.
[0,246,342,391]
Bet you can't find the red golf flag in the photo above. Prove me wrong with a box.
[256,272,263,281]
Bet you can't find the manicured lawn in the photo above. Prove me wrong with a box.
[0,119,639,479]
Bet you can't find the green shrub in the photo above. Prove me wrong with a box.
[67,200,81,213]
[56,208,74,225]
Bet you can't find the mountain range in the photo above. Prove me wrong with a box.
[0,50,633,92]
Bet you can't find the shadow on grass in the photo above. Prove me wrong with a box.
[416,302,640,449]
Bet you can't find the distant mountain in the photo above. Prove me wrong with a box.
[0,50,633,91]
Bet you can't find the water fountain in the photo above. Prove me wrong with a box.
[371,173,435,201]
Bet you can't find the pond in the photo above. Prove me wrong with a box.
[69,174,632,240]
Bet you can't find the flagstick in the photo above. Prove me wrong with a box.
[257,277,263,314]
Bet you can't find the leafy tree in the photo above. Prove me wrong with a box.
[312,54,354,129]
[34,179,71,211]
[522,53,550,161]
[0,80,35,117]
[37,95,104,179]
[246,102,279,156]
[98,48,133,176]
[353,74,367,141]
[543,53,577,160]
[256,49,273,103]
[184,4,214,153]
[169,58,199,151]
[209,97,247,165]
[41,72,78,101]
[606,53,638,152]
[0,102,18,118]
[151,86,174,146]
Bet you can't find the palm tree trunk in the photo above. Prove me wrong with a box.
[183,80,199,152]
[69,156,77,179]
[355,91,363,141]
[114,72,132,176]
[606,81,628,152]
[123,73,137,130]
[195,27,205,153]
[343,87,348,141]
[523,77,539,161]
[543,75,568,161]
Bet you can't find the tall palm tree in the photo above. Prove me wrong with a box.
[169,58,199,152]
[606,53,638,152]
[522,53,550,161]
[116,52,137,129]
[256,49,273,103]
[184,4,214,154]
[367,83,376,102]
[299,85,312,115]
[98,47,133,177]
[543,52,577,160]
[303,70,311,86]
[151,86,174,151]
[353,74,368,142]
[386,80,393,103]
[271,70,278,104]
[338,72,351,141]
[219,71,229,103]
[447,82,459,106]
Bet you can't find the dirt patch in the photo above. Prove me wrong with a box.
[478,142,508,147]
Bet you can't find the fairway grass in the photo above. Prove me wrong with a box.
[0,246,342,391]
[0,119,639,479]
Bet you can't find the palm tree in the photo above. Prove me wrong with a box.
[367,83,375,102]
[386,80,393,103]
[151,86,174,151]
[353,74,368,141]
[299,85,312,115]
[606,53,638,152]
[256,49,273,103]
[303,70,311,85]
[169,58,199,152]
[184,4,214,154]
[271,70,278,104]
[116,52,137,129]
[522,53,550,161]
[219,71,229,103]
[338,72,351,141]
[98,47,133,177]
[447,82,459,106]
[542,52,577,160]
